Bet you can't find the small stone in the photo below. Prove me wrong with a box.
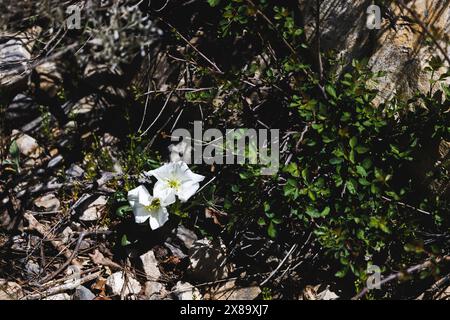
[34,194,60,211]
[43,293,71,300]
[139,250,161,281]
[144,281,164,300]
[317,288,339,300]
[66,164,84,178]
[0,280,23,300]
[49,148,59,157]
[47,155,63,169]
[165,242,187,259]
[61,227,74,244]
[64,120,77,129]
[176,225,197,249]
[106,272,142,297]
[12,130,40,157]
[72,96,95,115]
[210,280,261,300]
[25,260,41,277]
[173,281,202,300]
[79,195,108,221]
[74,286,96,300]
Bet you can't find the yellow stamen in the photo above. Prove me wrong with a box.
[145,198,161,211]
[168,179,181,189]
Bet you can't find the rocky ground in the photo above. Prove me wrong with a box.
[1,0,449,300]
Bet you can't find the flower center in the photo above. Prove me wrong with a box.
[145,198,161,211]
[167,179,181,190]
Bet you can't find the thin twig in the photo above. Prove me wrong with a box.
[353,255,450,300]
[23,271,102,300]
[260,244,298,286]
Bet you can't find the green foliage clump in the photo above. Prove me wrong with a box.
[197,0,450,295]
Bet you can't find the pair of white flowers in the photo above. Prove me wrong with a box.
[127,162,205,230]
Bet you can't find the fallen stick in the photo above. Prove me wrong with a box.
[23,271,102,300]
[23,212,75,262]
[353,255,450,300]
[40,231,112,284]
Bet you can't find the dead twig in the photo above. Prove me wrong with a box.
[260,244,298,286]
[23,271,102,300]
[23,212,74,262]
[40,231,112,284]
[353,255,450,300]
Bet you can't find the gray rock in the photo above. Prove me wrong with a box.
[0,35,32,87]
[34,194,60,211]
[43,293,71,300]
[47,155,63,169]
[173,281,202,300]
[5,94,40,125]
[106,272,142,297]
[66,164,85,178]
[71,95,95,115]
[79,195,108,221]
[164,242,187,259]
[12,130,40,157]
[25,260,41,277]
[209,280,261,300]
[61,227,74,244]
[144,281,164,300]
[74,286,96,300]
[139,250,161,281]
[176,225,197,249]
[316,288,339,300]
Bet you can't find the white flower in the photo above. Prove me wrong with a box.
[127,185,174,230]
[146,161,205,203]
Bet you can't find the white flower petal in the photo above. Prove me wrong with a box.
[186,170,205,183]
[128,185,152,207]
[153,180,176,205]
[133,205,151,224]
[175,162,205,183]
[177,180,200,202]
[146,163,176,181]
[148,206,169,230]
[127,186,141,207]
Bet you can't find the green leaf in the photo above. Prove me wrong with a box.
[8,140,20,172]
[349,150,355,164]
[267,221,277,238]
[349,136,358,149]
[207,0,221,7]
[358,178,371,186]
[272,217,283,225]
[330,157,344,165]
[371,183,380,194]
[306,207,320,218]
[362,158,372,170]
[301,167,309,182]
[325,85,337,99]
[116,205,132,217]
[356,166,367,177]
[355,145,370,154]
[257,217,266,226]
[284,162,300,177]
[335,268,348,278]
[9,140,19,158]
[321,206,331,217]
[121,234,131,246]
[346,179,357,194]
